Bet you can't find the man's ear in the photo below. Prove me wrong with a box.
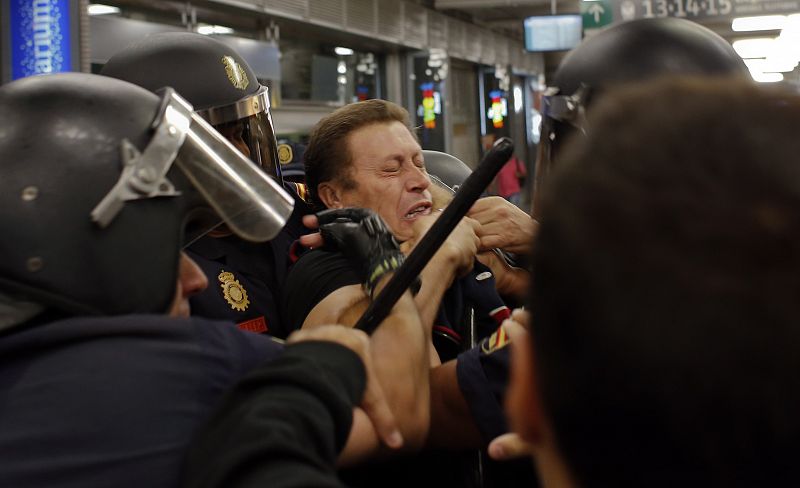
[317,182,344,209]
[506,324,546,445]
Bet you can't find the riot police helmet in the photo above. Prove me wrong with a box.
[101,32,283,184]
[0,73,293,319]
[535,18,749,211]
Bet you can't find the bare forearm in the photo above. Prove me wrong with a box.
[369,277,430,449]
[338,408,380,467]
[415,253,459,331]
[427,360,483,448]
[306,283,429,459]
[405,215,480,333]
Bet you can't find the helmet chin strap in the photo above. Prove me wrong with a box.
[91,88,191,228]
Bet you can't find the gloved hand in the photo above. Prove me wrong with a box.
[316,208,409,299]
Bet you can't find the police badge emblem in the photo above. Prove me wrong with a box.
[277,143,293,165]
[221,56,250,90]
[218,270,250,312]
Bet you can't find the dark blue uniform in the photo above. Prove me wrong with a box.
[188,182,312,338]
[429,260,511,361]
[0,314,282,488]
[184,342,364,488]
[456,326,511,441]
[285,249,509,359]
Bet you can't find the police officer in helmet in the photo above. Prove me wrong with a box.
[0,70,425,488]
[0,71,295,487]
[102,32,282,179]
[488,17,752,461]
[102,33,312,337]
[532,17,750,215]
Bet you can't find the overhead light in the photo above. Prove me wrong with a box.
[732,15,786,32]
[744,57,796,73]
[750,71,784,82]
[513,86,523,113]
[335,47,354,56]
[787,13,800,27]
[88,4,120,15]
[780,15,800,42]
[732,37,776,58]
[731,16,800,76]
[766,53,798,72]
[196,24,234,35]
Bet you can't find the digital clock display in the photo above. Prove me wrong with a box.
[613,0,800,23]
[640,0,732,18]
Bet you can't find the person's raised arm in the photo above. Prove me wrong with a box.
[296,209,431,463]
[400,212,480,354]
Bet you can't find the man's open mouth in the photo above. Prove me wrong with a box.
[403,202,432,219]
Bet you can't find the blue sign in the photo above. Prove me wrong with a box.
[10,0,72,80]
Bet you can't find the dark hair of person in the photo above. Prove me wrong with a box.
[530,77,800,487]
[304,99,415,209]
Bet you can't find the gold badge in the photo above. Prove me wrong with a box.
[277,143,293,165]
[221,56,250,90]
[218,270,250,312]
[481,325,511,355]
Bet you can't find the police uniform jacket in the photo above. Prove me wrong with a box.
[183,341,364,488]
[0,314,282,488]
[187,182,312,338]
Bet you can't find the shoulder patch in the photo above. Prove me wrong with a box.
[480,325,511,355]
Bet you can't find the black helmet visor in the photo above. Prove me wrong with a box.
[198,85,283,185]
[91,88,293,242]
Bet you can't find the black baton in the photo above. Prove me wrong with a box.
[355,137,514,334]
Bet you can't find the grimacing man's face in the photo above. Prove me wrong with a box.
[326,121,433,241]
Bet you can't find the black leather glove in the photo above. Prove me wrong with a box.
[316,208,412,299]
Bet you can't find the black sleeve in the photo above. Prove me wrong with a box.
[182,341,366,488]
[284,250,361,330]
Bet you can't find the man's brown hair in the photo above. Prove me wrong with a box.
[304,99,415,209]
